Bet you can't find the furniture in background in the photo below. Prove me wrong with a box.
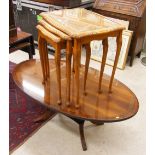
[93,0,146,66]
[12,59,139,151]
[9,0,35,58]
[12,0,94,42]
[33,0,94,8]
[9,0,17,37]
[9,30,35,59]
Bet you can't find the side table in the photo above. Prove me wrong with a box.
[40,8,125,107]
[9,31,35,59]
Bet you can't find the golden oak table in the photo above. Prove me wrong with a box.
[13,59,139,151]
[40,8,125,107]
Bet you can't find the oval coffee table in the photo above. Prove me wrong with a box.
[12,59,139,151]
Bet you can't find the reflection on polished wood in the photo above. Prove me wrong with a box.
[13,59,139,123]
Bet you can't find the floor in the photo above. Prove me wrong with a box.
[9,50,146,155]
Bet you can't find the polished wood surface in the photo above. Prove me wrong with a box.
[13,59,139,122]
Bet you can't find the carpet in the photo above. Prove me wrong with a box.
[9,61,56,152]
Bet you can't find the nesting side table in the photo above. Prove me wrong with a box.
[40,8,125,107]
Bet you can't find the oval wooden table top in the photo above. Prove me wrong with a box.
[13,59,139,123]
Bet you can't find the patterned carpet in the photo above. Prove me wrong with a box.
[9,62,56,152]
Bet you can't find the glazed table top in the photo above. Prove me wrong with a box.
[13,59,139,122]
[40,8,125,38]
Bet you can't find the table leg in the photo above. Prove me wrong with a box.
[55,44,62,105]
[98,38,108,93]
[29,35,35,59]
[129,55,134,66]
[30,36,35,55]
[43,40,50,78]
[38,35,46,84]
[70,117,87,151]
[66,41,72,106]
[28,45,33,60]
[79,121,87,151]
[109,31,122,93]
[72,59,75,73]
[84,43,91,95]
[73,39,81,108]
[41,38,48,82]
